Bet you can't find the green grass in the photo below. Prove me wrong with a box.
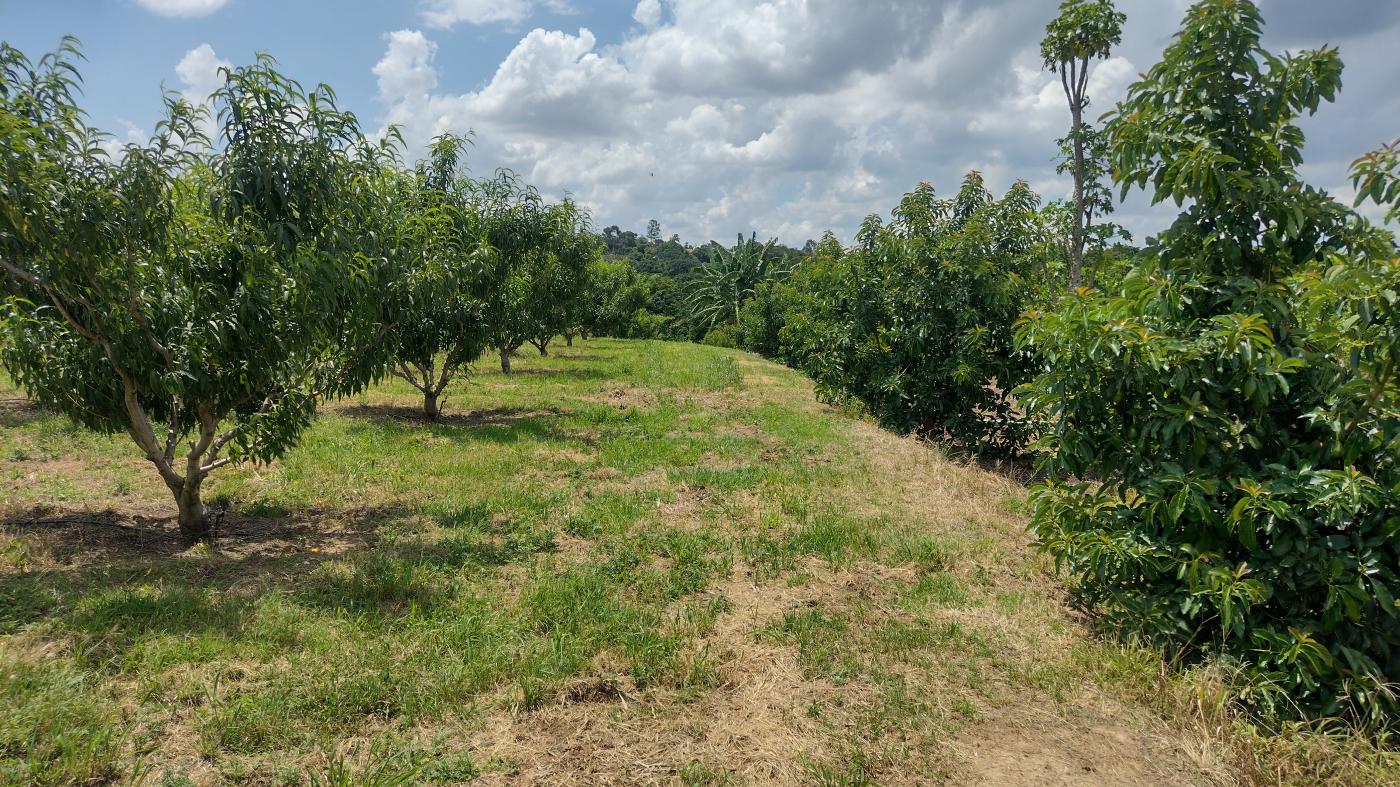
[1,339,1396,785]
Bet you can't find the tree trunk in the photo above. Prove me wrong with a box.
[176,476,208,544]
[423,390,440,421]
[565,333,574,347]
[500,350,512,375]
[538,343,548,357]
[1069,101,1085,289]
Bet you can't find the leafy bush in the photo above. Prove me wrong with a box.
[700,323,740,349]
[626,309,672,340]
[735,281,786,359]
[785,174,1043,456]
[1016,0,1399,728]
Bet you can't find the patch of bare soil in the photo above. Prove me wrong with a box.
[949,701,1221,786]
[470,563,911,786]
[588,386,657,410]
[0,397,45,427]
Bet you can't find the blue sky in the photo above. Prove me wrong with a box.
[3,0,1397,245]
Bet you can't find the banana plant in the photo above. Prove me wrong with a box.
[685,233,786,329]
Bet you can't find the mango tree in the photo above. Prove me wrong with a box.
[0,43,393,542]
[580,258,651,338]
[525,200,601,356]
[382,134,493,420]
[470,171,545,374]
[807,174,1042,456]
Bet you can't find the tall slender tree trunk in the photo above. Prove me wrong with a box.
[500,350,512,375]
[1069,101,1086,289]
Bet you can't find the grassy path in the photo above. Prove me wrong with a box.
[0,340,1385,784]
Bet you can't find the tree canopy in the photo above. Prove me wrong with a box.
[1,43,394,541]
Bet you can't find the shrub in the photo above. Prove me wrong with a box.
[1016,0,1399,728]
[700,323,740,349]
[792,174,1043,457]
[735,281,786,359]
[627,309,671,340]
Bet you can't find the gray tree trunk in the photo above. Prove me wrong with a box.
[500,350,512,375]
[1069,99,1085,289]
[176,476,207,544]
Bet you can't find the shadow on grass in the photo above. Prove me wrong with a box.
[491,365,614,380]
[339,404,562,429]
[0,398,47,428]
[0,503,398,631]
[544,353,614,362]
[0,497,559,643]
[338,404,595,447]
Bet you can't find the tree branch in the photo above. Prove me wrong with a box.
[393,360,430,393]
[164,395,182,465]
[433,355,453,396]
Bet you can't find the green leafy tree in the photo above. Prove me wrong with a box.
[1351,138,1400,225]
[735,280,787,358]
[472,176,595,372]
[770,231,848,371]
[798,175,1042,456]
[582,258,652,338]
[1017,0,1399,727]
[524,200,601,356]
[0,43,392,541]
[1041,0,1126,288]
[734,191,1039,454]
[1042,125,1130,288]
[471,171,546,375]
[382,133,493,420]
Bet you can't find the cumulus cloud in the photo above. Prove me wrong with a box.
[175,43,232,141]
[374,31,439,103]
[98,120,149,160]
[633,0,661,29]
[420,0,573,28]
[373,0,1400,244]
[135,0,228,17]
[175,43,231,104]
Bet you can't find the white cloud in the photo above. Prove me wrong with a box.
[175,43,231,104]
[174,44,231,141]
[420,0,573,28]
[373,31,439,103]
[633,0,661,29]
[470,28,635,136]
[135,0,228,17]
